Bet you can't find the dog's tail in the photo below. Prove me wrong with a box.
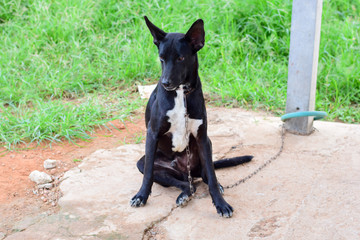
[213,155,253,169]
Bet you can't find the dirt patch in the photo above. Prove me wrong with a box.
[0,116,146,234]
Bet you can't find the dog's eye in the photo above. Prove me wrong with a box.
[159,57,165,62]
[177,56,185,62]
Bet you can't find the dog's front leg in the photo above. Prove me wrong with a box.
[130,128,158,207]
[197,135,234,217]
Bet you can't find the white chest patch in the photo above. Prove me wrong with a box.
[166,86,203,152]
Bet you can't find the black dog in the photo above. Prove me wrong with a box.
[130,16,253,217]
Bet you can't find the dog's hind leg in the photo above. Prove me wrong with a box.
[155,174,196,206]
[136,154,196,206]
[136,155,146,174]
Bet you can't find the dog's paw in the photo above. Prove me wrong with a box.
[176,192,190,207]
[130,194,147,207]
[215,201,233,218]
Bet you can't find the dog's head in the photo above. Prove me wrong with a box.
[144,16,205,91]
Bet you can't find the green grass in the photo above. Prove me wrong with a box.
[0,91,142,149]
[0,0,359,148]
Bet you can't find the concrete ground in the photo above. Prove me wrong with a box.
[6,108,360,240]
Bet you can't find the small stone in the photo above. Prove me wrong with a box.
[44,159,57,169]
[37,183,53,189]
[0,232,5,240]
[29,170,53,184]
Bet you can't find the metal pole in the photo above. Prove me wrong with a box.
[285,0,323,134]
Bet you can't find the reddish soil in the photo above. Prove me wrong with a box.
[0,116,146,234]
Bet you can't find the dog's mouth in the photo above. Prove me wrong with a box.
[162,84,179,91]
[162,84,191,92]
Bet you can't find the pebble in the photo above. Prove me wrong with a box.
[0,232,5,240]
[29,170,53,184]
[44,159,57,169]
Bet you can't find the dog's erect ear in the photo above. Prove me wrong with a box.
[185,19,205,52]
[144,16,167,47]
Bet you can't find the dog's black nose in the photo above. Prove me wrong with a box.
[161,79,171,88]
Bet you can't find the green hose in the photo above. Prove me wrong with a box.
[281,111,327,122]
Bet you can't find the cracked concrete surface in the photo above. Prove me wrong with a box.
[5,108,360,239]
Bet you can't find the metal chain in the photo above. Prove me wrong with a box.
[142,112,286,239]
[142,123,286,239]
[183,91,286,196]
[224,123,286,189]
[183,93,194,195]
